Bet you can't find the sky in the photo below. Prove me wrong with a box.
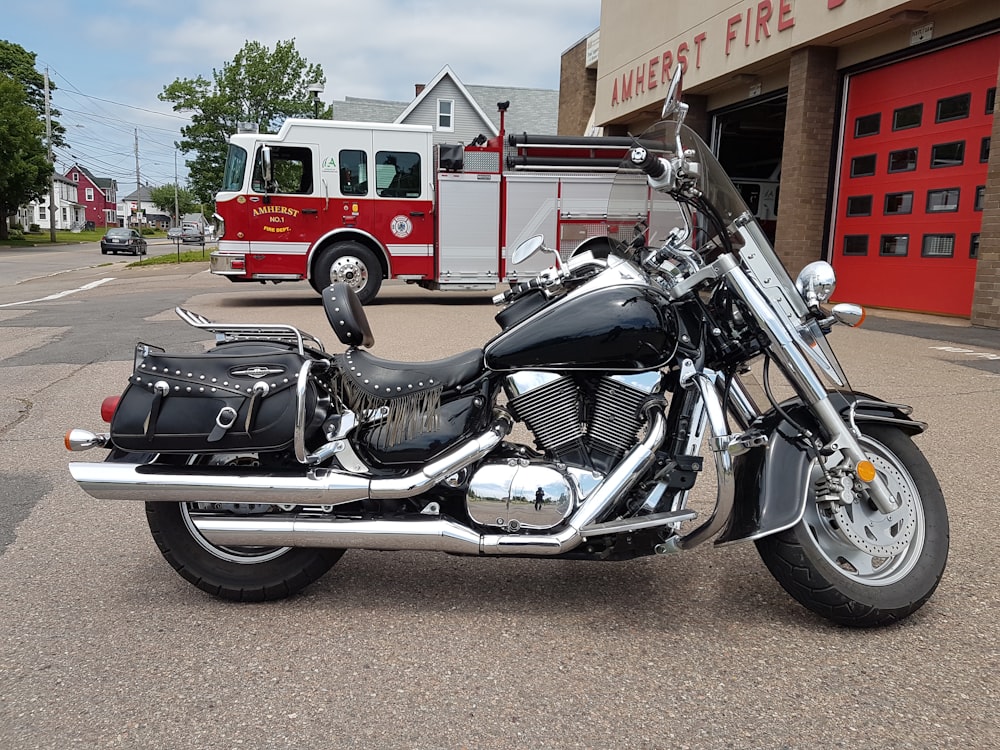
[6,0,601,194]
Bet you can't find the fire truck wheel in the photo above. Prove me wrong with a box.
[312,242,383,304]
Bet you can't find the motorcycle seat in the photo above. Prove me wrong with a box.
[338,347,485,396]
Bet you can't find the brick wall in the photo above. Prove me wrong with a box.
[970,60,1000,329]
[558,39,597,136]
[774,47,839,276]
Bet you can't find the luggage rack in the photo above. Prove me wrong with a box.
[174,307,325,355]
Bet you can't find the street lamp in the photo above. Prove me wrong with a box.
[307,82,324,118]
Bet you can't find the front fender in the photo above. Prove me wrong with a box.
[714,391,925,545]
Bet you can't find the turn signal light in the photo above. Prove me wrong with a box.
[100,396,120,423]
[856,460,877,483]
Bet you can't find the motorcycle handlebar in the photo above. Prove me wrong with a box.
[629,147,666,180]
[493,277,543,305]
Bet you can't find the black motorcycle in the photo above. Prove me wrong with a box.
[67,71,947,627]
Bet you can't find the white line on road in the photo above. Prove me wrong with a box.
[0,278,116,308]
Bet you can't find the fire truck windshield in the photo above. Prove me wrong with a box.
[222,145,248,192]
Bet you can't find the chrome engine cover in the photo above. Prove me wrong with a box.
[467,461,579,531]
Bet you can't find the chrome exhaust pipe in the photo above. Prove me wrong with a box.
[68,417,511,505]
[192,406,669,557]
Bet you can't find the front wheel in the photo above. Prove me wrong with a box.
[310,241,383,303]
[755,425,948,627]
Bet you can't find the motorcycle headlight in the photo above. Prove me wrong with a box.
[796,261,836,306]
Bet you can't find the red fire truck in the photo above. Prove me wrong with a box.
[210,111,641,303]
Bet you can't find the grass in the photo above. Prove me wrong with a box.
[1,228,168,247]
[129,247,214,266]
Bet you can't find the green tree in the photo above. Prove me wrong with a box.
[159,39,324,205]
[149,183,201,221]
[0,75,51,241]
[0,40,65,147]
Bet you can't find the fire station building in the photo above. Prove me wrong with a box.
[560,0,1000,327]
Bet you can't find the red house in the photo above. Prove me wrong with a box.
[65,164,118,229]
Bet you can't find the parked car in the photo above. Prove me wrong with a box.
[100,228,147,256]
[166,227,184,240]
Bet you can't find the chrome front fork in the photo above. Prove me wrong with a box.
[720,259,899,514]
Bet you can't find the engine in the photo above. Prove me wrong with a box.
[465,371,661,531]
[505,371,662,472]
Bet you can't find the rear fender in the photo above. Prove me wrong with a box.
[715,391,925,545]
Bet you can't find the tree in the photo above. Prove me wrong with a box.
[0,75,51,241]
[159,39,324,205]
[149,183,201,221]
[0,40,65,147]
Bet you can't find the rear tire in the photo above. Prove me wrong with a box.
[756,426,948,627]
[146,501,343,601]
[311,242,383,303]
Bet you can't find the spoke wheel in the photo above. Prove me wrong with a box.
[143,453,343,601]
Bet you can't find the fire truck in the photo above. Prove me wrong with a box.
[209,110,643,303]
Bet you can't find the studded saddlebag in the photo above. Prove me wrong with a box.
[110,342,321,454]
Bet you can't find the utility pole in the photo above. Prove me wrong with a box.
[44,68,56,243]
[134,129,141,230]
[173,147,179,227]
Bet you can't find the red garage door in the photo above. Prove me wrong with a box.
[832,33,998,317]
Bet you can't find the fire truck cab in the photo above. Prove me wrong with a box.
[211,115,633,303]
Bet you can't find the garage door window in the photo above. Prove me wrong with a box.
[884,192,913,215]
[888,148,918,173]
[921,234,955,258]
[843,235,869,256]
[936,93,971,123]
[931,141,964,168]
[893,104,922,130]
[855,113,880,137]
[880,235,908,257]
[851,154,876,177]
[846,195,873,216]
[926,188,960,213]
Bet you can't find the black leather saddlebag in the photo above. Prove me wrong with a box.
[110,342,320,454]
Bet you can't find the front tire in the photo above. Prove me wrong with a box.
[311,241,383,303]
[755,426,948,627]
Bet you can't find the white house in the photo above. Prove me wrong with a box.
[18,174,86,231]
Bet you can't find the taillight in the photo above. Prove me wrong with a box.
[100,396,120,423]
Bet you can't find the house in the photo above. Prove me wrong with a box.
[64,164,118,228]
[16,174,85,232]
[330,65,559,145]
[118,185,169,229]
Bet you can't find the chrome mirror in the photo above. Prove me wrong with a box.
[511,235,546,265]
[661,67,683,119]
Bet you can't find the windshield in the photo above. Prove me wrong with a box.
[608,121,759,253]
[106,228,131,238]
[607,118,808,319]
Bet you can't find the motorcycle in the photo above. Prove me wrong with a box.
[66,70,947,627]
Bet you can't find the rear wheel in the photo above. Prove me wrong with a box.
[311,241,383,303]
[756,426,948,627]
[144,454,343,601]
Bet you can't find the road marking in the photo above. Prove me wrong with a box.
[0,278,115,308]
[930,345,1000,361]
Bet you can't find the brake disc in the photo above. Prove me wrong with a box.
[830,454,917,557]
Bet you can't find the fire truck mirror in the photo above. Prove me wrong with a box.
[261,146,273,185]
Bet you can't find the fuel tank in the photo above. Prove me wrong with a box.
[485,284,675,371]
